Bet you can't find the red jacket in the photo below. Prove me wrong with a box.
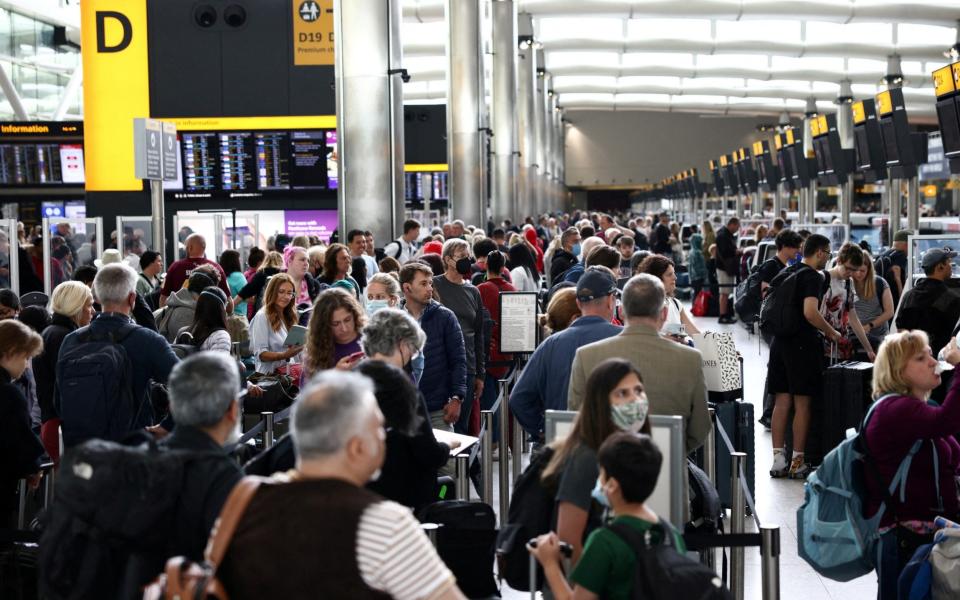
[477,277,516,379]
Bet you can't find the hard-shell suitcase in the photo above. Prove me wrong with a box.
[712,401,755,510]
[819,361,873,457]
[418,500,499,598]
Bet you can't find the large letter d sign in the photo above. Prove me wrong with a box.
[96,11,132,53]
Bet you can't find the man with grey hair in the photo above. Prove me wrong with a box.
[57,263,179,446]
[219,371,467,600]
[433,238,487,434]
[361,308,426,371]
[161,352,242,562]
[567,273,709,453]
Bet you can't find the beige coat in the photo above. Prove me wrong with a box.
[567,323,710,453]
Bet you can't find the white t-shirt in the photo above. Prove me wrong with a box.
[661,296,689,334]
[510,266,540,292]
[249,309,296,373]
[356,500,456,599]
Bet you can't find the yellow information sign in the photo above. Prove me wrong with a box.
[785,128,795,146]
[876,90,893,116]
[720,155,728,167]
[809,119,820,138]
[709,159,717,170]
[752,141,763,156]
[933,65,956,98]
[953,63,960,95]
[774,135,782,150]
[293,0,335,66]
[852,101,866,125]
[817,115,828,135]
[81,0,150,191]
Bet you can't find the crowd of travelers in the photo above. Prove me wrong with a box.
[1,209,959,599]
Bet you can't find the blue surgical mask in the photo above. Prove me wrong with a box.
[572,243,582,257]
[366,299,390,314]
[591,477,610,508]
[410,351,425,385]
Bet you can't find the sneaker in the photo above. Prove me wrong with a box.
[491,446,511,461]
[788,455,813,480]
[769,450,788,478]
[758,416,771,431]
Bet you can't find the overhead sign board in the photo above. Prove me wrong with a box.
[161,121,178,181]
[293,0,335,66]
[133,117,177,181]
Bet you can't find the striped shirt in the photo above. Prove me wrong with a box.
[357,500,455,599]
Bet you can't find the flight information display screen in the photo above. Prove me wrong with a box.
[404,172,449,202]
[175,129,336,198]
[0,143,85,186]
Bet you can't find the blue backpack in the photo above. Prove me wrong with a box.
[796,394,941,582]
[57,323,145,447]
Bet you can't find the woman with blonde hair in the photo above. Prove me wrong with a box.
[864,331,960,599]
[365,272,402,314]
[850,253,895,358]
[303,287,367,378]
[249,273,301,374]
[33,281,95,463]
[541,287,582,336]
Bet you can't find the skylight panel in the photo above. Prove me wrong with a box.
[626,18,711,41]
[546,51,621,69]
[805,22,893,46]
[622,52,694,69]
[715,20,800,44]
[696,54,769,70]
[539,17,623,42]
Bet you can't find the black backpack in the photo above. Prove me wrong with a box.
[608,519,732,600]
[758,263,817,337]
[417,500,498,598]
[686,459,721,536]
[874,249,903,304]
[495,446,556,591]
[57,323,146,448]
[733,260,771,324]
[38,438,215,600]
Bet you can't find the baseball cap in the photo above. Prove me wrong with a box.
[893,229,913,243]
[576,267,617,302]
[921,246,958,269]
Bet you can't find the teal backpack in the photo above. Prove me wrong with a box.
[797,394,942,582]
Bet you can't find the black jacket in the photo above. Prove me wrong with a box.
[239,268,324,310]
[0,366,45,514]
[716,226,739,276]
[161,426,242,562]
[549,249,578,285]
[34,313,77,422]
[896,278,960,356]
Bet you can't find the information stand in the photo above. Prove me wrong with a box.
[499,292,539,354]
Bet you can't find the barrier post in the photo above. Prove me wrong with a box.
[497,386,510,522]
[481,410,495,505]
[512,413,524,484]
[422,522,440,548]
[262,412,274,449]
[761,524,781,600]
[16,479,27,529]
[43,467,56,508]
[702,408,717,572]
[455,454,471,501]
[730,452,747,600]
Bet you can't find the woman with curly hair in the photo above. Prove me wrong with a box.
[249,273,301,374]
[317,243,361,299]
[303,287,368,378]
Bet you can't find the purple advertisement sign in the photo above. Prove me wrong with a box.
[284,210,338,243]
[325,130,339,190]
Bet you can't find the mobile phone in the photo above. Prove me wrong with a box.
[348,351,365,361]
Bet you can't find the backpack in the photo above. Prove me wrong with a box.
[733,260,770,324]
[38,438,217,600]
[387,239,403,260]
[759,263,816,337]
[686,459,722,536]
[57,323,145,448]
[495,446,556,591]
[796,394,941,582]
[607,519,732,600]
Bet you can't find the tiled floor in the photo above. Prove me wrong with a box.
[491,307,878,599]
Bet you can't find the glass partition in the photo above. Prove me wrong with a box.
[116,216,154,268]
[790,222,850,249]
[173,211,260,266]
[0,219,19,294]
[905,234,960,293]
[41,217,103,294]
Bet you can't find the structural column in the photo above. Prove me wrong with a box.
[541,71,553,215]
[549,90,559,210]
[533,52,546,218]
[491,0,519,226]
[516,14,537,221]
[334,0,405,244]
[447,0,485,228]
[802,97,818,223]
[837,80,854,227]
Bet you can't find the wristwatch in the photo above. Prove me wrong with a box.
[447,396,463,406]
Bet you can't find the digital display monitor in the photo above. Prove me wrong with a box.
[173,129,337,199]
[404,171,449,203]
[852,99,887,182]
[0,121,84,188]
[936,99,960,159]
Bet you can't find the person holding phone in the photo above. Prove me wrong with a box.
[249,274,303,374]
[303,288,368,380]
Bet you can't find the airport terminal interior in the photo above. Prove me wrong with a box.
[8,1,960,599]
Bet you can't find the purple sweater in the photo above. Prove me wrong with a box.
[864,373,960,526]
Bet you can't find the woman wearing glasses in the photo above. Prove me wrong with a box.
[249,273,303,374]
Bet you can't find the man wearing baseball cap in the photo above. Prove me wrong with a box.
[509,267,622,441]
[896,246,960,401]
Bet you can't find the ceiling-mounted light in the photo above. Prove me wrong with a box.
[945,21,960,60]
[547,90,554,97]
[882,54,906,89]
[518,35,534,50]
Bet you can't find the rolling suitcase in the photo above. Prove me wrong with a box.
[819,361,873,457]
[712,401,755,510]
[418,500,499,598]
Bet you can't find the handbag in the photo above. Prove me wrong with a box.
[692,291,712,317]
[142,478,263,600]
[690,332,742,399]
[246,372,299,414]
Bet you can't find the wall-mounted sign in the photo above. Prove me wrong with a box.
[293,0,334,66]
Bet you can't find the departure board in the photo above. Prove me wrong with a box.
[0,144,66,185]
[182,133,218,192]
[173,129,336,199]
[404,172,449,203]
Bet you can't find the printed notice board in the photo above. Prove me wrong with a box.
[499,292,539,354]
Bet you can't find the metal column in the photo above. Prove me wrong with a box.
[491,0,519,225]
[334,0,405,247]
[837,81,854,227]
[516,14,536,222]
[888,178,901,237]
[906,177,920,232]
[731,452,747,600]
[447,0,485,228]
[533,52,546,217]
[540,71,553,216]
[761,525,782,600]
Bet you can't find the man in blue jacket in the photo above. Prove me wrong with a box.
[400,262,467,431]
[510,267,622,440]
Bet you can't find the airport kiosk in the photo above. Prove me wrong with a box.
[875,87,928,234]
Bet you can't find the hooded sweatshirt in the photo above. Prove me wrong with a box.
[157,288,197,342]
[687,234,708,285]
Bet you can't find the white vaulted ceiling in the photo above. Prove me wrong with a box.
[401,0,960,118]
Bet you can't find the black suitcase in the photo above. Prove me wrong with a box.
[418,501,499,598]
[712,401,755,510]
[819,361,872,457]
